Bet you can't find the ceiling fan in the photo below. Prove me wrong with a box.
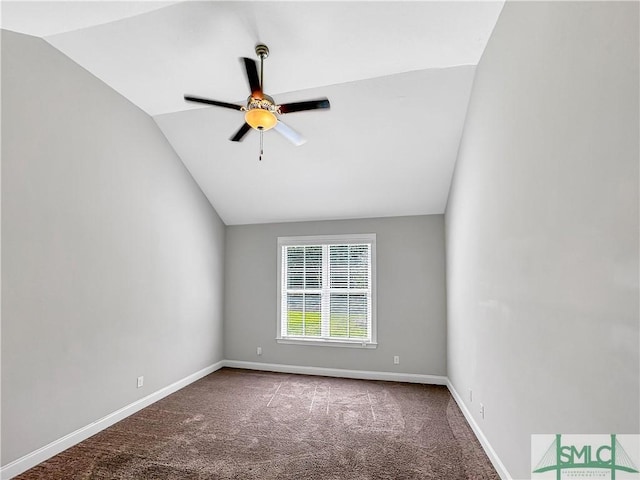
[184,44,330,159]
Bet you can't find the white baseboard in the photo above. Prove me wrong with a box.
[447,380,512,480]
[1,361,225,480]
[223,360,448,385]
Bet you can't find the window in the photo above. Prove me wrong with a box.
[277,234,377,348]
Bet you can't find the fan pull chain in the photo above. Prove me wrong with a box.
[259,130,264,161]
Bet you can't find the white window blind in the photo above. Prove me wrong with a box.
[277,234,376,347]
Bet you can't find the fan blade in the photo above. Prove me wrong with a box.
[230,123,252,142]
[278,98,330,114]
[273,121,306,146]
[242,57,262,97]
[184,95,243,111]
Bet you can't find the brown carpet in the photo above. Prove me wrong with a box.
[16,368,499,479]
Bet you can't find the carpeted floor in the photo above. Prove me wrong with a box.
[16,368,499,479]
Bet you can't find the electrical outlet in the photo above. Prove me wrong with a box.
[480,403,485,419]
[469,389,473,402]
[257,346,262,356]
[137,376,144,388]
[393,356,400,365]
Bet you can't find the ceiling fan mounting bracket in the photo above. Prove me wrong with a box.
[255,44,269,59]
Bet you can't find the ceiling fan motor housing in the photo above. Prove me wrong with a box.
[245,94,278,131]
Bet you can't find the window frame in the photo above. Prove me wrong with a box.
[276,234,377,349]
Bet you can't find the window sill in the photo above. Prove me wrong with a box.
[276,337,378,349]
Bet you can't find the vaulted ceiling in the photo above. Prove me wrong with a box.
[2,1,504,225]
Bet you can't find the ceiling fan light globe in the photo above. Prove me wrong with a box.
[245,109,277,131]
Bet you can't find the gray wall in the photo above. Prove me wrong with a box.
[1,31,226,465]
[445,2,639,478]
[225,215,446,375]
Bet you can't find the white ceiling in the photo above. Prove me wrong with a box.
[1,1,504,225]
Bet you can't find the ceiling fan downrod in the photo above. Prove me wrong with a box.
[255,43,269,92]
